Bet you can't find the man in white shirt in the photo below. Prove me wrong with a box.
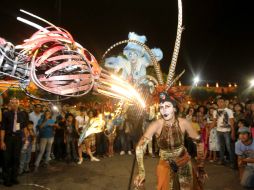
[28,104,42,158]
[29,104,42,135]
[213,96,235,167]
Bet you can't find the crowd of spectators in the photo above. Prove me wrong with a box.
[0,95,254,188]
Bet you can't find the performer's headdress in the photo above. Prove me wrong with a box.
[159,91,177,106]
[157,85,184,108]
[156,0,184,105]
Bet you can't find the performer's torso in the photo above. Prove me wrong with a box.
[156,120,185,159]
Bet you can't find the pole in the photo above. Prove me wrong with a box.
[128,154,136,190]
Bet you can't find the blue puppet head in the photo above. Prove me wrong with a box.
[123,32,163,63]
[104,32,163,82]
[123,32,147,58]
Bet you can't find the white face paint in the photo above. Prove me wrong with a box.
[159,101,175,121]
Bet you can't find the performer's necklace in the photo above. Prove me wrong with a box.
[164,119,175,127]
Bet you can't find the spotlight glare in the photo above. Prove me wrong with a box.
[193,76,200,86]
[193,76,200,84]
[250,79,254,87]
[52,105,58,111]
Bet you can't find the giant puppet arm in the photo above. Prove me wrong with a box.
[104,56,130,80]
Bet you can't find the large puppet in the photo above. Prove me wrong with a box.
[101,30,166,148]
[104,32,163,85]
[0,10,145,108]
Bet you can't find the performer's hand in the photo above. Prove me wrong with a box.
[176,152,191,167]
[134,174,145,188]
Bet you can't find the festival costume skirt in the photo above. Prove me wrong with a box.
[157,148,193,190]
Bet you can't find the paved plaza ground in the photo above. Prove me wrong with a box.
[0,155,244,190]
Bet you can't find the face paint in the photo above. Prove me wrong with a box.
[127,51,138,64]
[159,101,175,121]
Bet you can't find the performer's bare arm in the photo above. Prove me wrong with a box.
[134,120,160,187]
[0,130,5,150]
[179,118,199,140]
[180,118,208,181]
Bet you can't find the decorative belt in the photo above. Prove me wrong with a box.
[159,146,185,161]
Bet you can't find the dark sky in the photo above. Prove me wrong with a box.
[1,0,254,86]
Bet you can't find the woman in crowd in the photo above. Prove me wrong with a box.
[197,110,209,160]
[76,107,89,164]
[103,109,116,157]
[80,110,100,162]
[186,107,195,122]
[207,107,219,162]
[19,121,36,174]
[34,110,57,172]
[234,103,245,125]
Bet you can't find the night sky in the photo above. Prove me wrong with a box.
[1,0,253,86]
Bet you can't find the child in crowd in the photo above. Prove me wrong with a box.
[207,107,219,162]
[197,111,209,160]
[65,114,78,163]
[76,108,89,164]
[19,121,36,174]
